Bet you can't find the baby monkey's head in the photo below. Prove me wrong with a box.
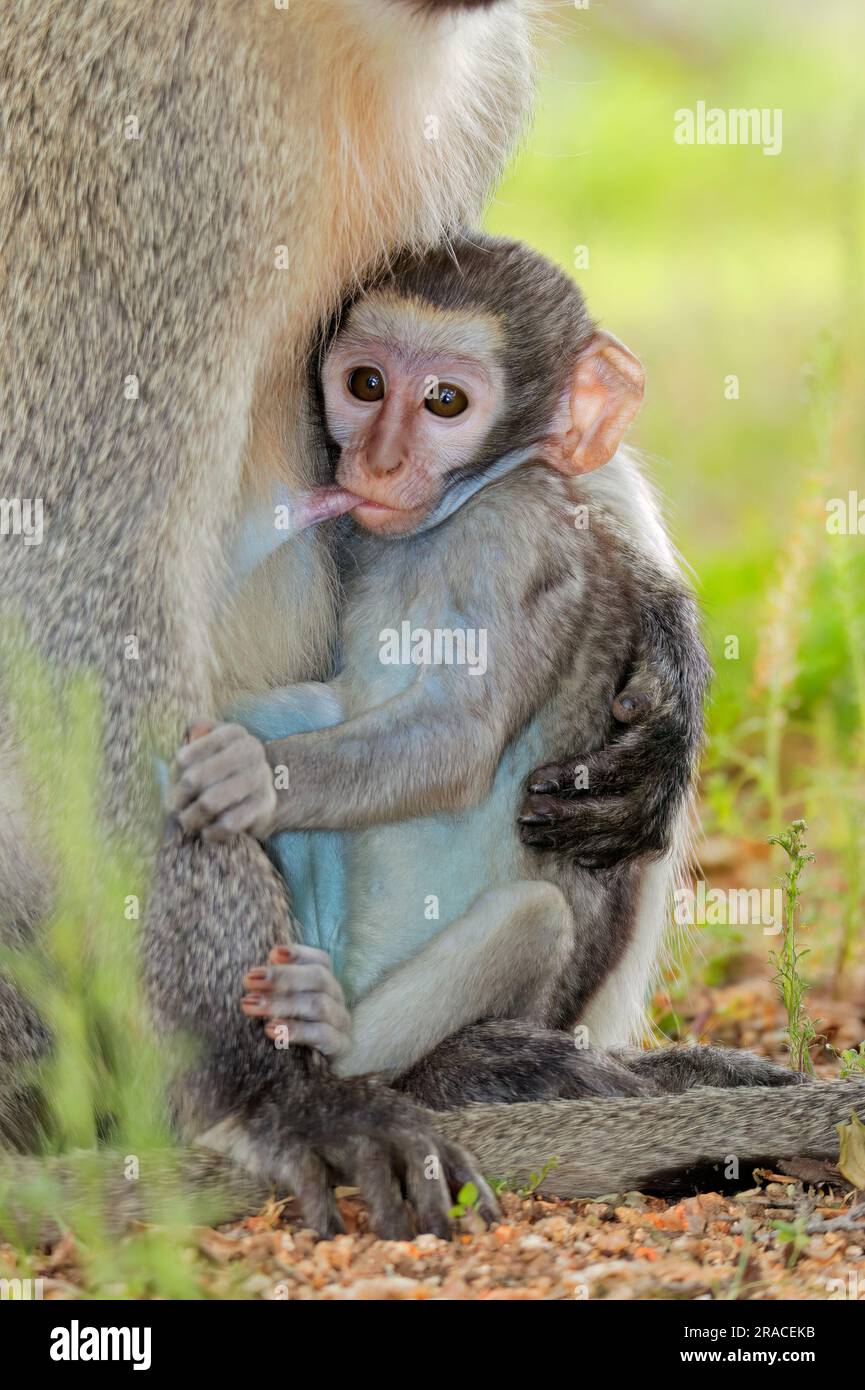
[319,232,644,537]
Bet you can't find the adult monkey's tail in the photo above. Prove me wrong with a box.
[3,1080,863,1238]
[435,1078,865,1196]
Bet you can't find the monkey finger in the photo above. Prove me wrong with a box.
[200,795,274,842]
[526,761,573,796]
[199,823,240,844]
[268,943,336,971]
[262,1017,349,1058]
[176,772,266,833]
[346,1138,413,1241]
[245,987,350,1034]
[527,759,609,799]
[271,995,350,1038]
[525,750,624,803]
[174,739,265,804]
[518,791,566,826]
[174,722,247,771]
[612,685,654,724]
[393,1138,453,1241]
[519,794,636,865]
[281,1142,344,1239]
[207,792,276,840]
[520,791,624,828]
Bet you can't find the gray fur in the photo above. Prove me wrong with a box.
[433,1078,865,1197]
[0,0,533,1238]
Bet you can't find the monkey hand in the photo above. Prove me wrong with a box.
[241,943,351,1060]
[171,722,278,841]
[519,674,698,868]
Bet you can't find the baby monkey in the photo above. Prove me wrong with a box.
[172,235,793,1106]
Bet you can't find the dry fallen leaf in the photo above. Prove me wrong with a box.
[836,1111,865,1190]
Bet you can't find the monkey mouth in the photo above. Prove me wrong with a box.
[293,487,366,528]
[350,496,427,527]
[350,498,398,513]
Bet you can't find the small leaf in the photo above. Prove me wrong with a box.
[836,1111,865,1189]
[456,1181,479,1210]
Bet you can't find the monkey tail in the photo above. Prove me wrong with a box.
[0,1148,272,1243]
[3,1080,862,1240]
[432,1078,865,1196]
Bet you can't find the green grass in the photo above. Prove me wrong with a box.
[0,639,210,1298]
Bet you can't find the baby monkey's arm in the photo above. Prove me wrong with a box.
[172,668,529,836]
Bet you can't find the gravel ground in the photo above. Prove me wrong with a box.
[5,920,864,1301]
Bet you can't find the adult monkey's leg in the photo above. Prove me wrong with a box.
[0,0,529,1236]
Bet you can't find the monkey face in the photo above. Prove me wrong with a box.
[320,274,645,537]
[320,297,505,536]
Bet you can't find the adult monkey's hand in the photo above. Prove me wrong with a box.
[519,586,710,868]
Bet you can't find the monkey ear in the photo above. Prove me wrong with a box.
[551,331,645,476]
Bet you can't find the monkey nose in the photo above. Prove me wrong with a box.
[371,454,406,477]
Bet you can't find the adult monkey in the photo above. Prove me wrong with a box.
[0,0,538,1238]
[6,0,856,1239]
[0,0,684,1239]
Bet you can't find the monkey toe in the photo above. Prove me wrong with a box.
[345,1138,415,1240]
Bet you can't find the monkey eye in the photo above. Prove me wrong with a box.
[347,367,385,402]
[425,383,469,418]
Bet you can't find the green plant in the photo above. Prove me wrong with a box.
[771,1216,810,1269]
[484,1157,560,1203]
[448,1182,480,1221]
[721,1217,755,1301]
[835,1042,865,1079]
[767,819,819,1074]
[0,633,218,1297]
[517,1157,559,1198]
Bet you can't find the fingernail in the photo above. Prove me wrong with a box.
[245,968,268,984]
[185,721,213,743]
[518,812,554,826]
[529,779,559,794]
[271,947,294,964]
[241,994,263,1009]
